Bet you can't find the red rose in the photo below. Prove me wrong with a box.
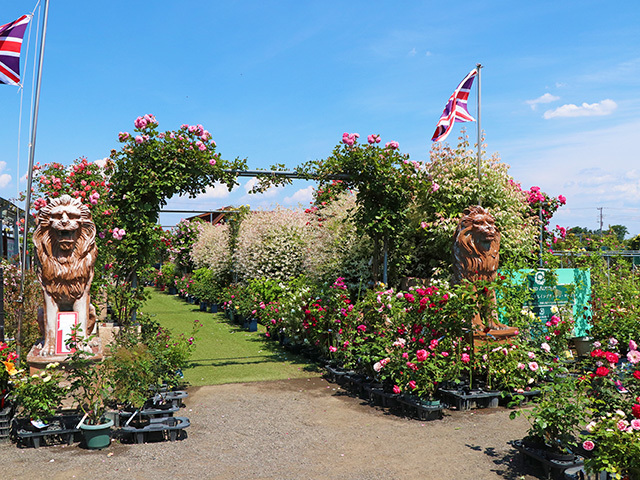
[632,404,640,419]
[633,371,640,381]
[605,352,619,364]
[595,366,610,377]
[591,349,605,358]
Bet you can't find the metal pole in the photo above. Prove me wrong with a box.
[476,63,482,184]
[0,269,4,343]
[18,0,50,364]
[539,209,544,267]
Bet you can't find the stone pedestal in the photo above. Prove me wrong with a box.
[26,340,104,375]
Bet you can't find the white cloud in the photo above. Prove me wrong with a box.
[0,174,11,188]
[525,93,560,110]
[283,186,314,205]
[197,182,231,200]
[543,99,617,119]
[408,47,416,56]
[425,50,432,57]
[0,161,10,188]
[243,177,284,199]
[244,177,257,193]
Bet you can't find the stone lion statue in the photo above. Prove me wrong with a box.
[32,194,98,356]
[452,205,510,331]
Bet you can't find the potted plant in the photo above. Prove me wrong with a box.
[578,337,640,479]
[581,408,640,480]
[107,328,157,411]
[10,362,68,428]
[66,326,114,449]
[511,367,589,460]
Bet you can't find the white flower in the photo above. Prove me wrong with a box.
[550,305,559,314]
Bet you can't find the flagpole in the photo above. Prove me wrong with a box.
[476,63,482,184]
[17,0,50,366]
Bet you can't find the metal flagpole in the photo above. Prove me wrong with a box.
[476,63,482,206]
[17,0,50,365]
[476,63,482,187]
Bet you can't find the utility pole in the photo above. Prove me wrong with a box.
[597,207,604,235]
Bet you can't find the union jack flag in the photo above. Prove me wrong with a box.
[0,14,31,86]
[431,68,477,142]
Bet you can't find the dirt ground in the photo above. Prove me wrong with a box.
[0,377,549,480]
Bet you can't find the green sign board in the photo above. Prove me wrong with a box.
[500,269,591,337]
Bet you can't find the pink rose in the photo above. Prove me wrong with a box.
[627,350,640,364]
[393,385,401,394]
[408,380,417,390]
[528,362,539,372]
[461,353,470,363]
[329,346,337,353]
[416,349,428,362]
[582,440,594,451]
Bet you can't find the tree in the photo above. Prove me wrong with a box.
[607,224,628,242]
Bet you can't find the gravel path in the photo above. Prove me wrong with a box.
[0,377,545,480]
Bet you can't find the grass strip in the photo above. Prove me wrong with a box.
[142,288,321,386]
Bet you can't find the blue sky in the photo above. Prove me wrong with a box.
[1,1,640,235]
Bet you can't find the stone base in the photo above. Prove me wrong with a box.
[26,340,104,375]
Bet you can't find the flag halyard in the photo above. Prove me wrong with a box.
[0,14,31,86]
[431,68,478,142]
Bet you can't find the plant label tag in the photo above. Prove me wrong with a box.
[56,312,78,355]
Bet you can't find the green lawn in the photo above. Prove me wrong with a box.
[141,288,321,386]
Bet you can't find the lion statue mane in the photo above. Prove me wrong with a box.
[33,194,98,356]
[452,205,508,331]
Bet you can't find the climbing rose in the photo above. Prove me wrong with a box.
[416,349,428,362]
[595,366,610,377]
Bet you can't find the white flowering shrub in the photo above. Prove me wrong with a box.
[234,208,310,282]
[304,191,372,288]
[190,222,232,281]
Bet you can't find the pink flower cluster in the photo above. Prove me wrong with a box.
[112,228,126,240]
[33,197,47,210]
[342,132,359,146]
[385,141,399,150]
[134,114,157,129]
[367,134,381,144]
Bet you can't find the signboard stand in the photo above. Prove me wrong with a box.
[55,311,78,355]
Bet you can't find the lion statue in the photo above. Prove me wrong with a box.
[32,194,97,356]
[452,205,511,332]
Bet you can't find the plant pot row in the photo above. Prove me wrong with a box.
[511,438,584,479]
[10,391,190,449]
[324,365,444,421]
